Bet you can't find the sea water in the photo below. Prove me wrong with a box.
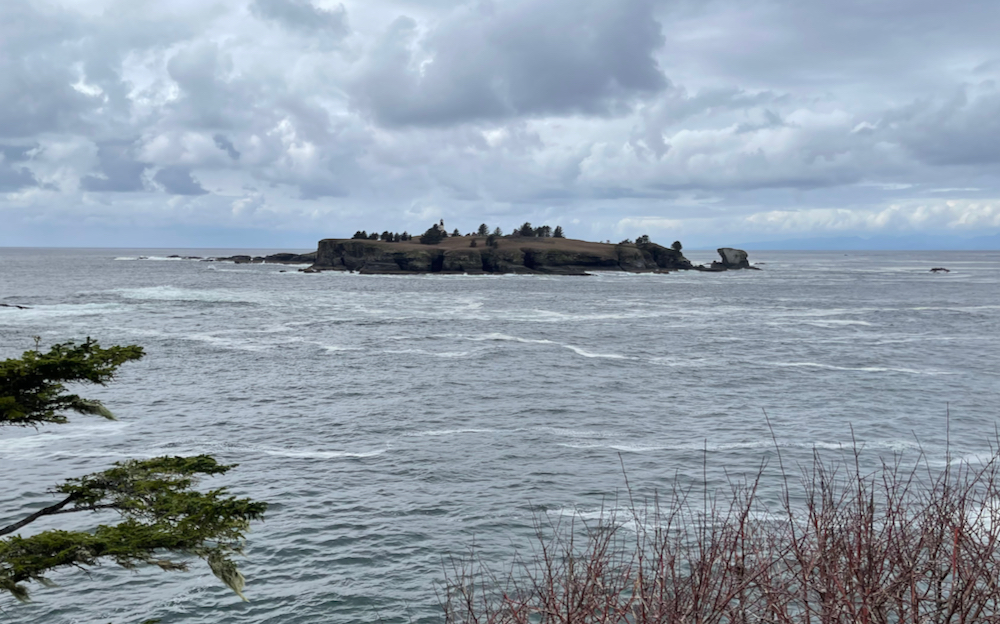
[1,248,999,623]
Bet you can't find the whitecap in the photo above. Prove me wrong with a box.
[261,447,387,459]
[412,428,512,437]
[562,345,632,359]
[763,361,956,375]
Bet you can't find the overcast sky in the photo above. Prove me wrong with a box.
[2,0,999,248]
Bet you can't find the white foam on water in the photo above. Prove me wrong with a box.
[321,344,364,353]
[0,302,128,320]
[411,428,515,437]
[763,361,957,375]
[434,351,473,358]
[261,447,388,459]
[802,319,874,327]
[534,426,612,438]
[469,332,556,345]
[114,286,271,305]
[0,421,131,454]
[466,333,631,359]
[114,256,138,261]
[563,345,633,359]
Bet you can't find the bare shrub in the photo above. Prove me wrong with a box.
[443,442,1000,624]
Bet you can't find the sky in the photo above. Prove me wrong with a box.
[2,0,1000,249]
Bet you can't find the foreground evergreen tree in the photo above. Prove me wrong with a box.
[0,340,267,604]
[553,225,564,238]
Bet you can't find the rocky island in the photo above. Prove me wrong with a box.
[296,223,757,275]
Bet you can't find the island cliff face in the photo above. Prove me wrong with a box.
[306,237,702,275]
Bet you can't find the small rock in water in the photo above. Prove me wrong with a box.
[930,267,950,273]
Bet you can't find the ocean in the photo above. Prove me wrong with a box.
[1,248,999,623]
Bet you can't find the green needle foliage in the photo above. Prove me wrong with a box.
[0,340,267,605]
[0,338,144,426]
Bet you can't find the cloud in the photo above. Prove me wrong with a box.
[80,141,149,193]
[889,83,1000,166]
[351,0,668,126]
[213,134,241,161]
[250,0,350,38]
[2,0,1000,246]
[153,166,208,195]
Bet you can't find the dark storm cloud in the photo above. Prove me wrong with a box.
[352,0,668,126]
[213,134,241,161]
[154,166,209,195]
[250,0,350,38]
[80,142,149,193]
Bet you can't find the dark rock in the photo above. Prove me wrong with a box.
[308,238,702,275]
[0,303,30,309]
[703,247,759,271]
[930,267,950,273]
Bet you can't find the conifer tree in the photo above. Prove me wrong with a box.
[0,340,266,604]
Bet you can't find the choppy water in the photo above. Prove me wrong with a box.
[1,248,999,623]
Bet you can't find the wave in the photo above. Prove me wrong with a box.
[466,333,632,360]
[558,438,922,454]
[0,302,127,320]
[261,447,388,459]
[115,286,273,305]
[763,361,957,375]
[411,428,516,437]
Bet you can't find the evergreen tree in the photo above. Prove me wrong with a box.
[368,232,379,240]
[419,226,445,245]
[535,225,552,238]
[519,222,535,237]
[470,238,478,247]
[353,231,367,240]
[672,240,683,252]
[486,234,496,247]
[452,228,461,237]
[553,225,564,238]
[636,234,650,244]
[477,224,489,237]
[492,227,503,237]
[0,340,266,604]
[401,231,410,241]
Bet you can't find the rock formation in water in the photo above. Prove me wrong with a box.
[304,237,699,275]
[207,252,317,264]
[699,247,760,271]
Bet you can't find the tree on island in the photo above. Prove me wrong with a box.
[492,227,503,237]
[534,225,552,238]
[477,224,489,237]
[0,340,266,604]
[672,240,683,252]
[636,234,650,244]
[553,226,564,238]
[352,230,368,240]
[518,222,535,237]
[419,225,446,245]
